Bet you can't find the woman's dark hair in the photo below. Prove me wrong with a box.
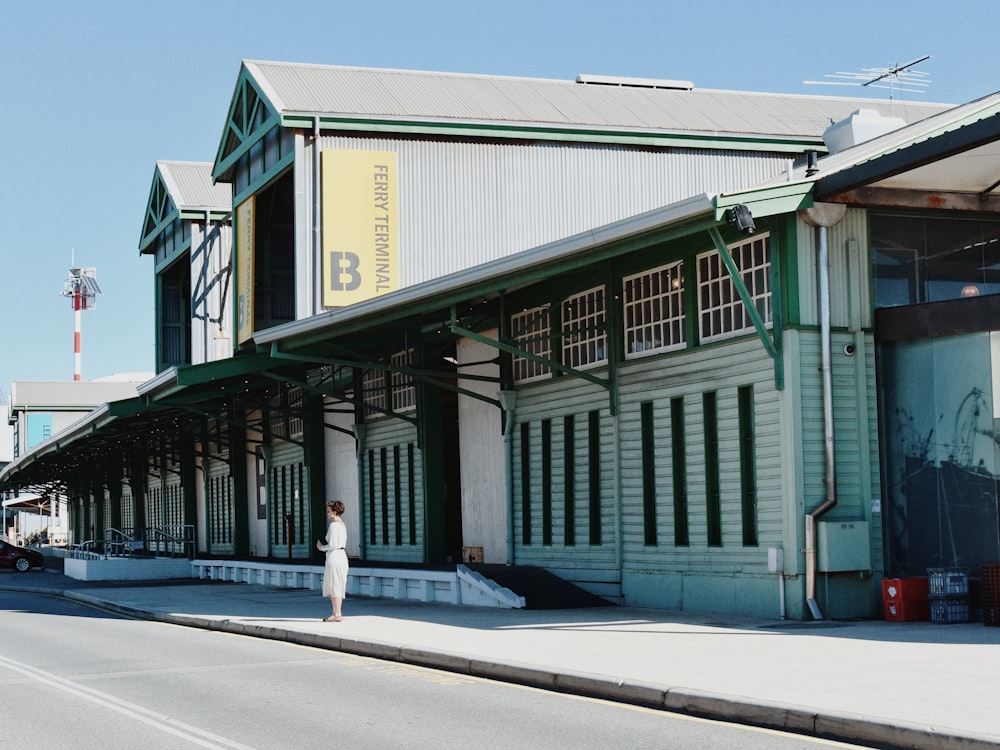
[327,500,346,515]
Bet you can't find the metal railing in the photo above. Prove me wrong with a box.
[66,525,194,561]
[146,525,195,560]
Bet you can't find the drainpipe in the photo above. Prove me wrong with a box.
[498,390,517,566]
[353,423,367,561]
[800,202,847,620]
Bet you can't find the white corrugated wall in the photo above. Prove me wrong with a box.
[456,335,506,564]
[304,135,793,312]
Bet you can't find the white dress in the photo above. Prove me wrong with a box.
[321,521,348,598]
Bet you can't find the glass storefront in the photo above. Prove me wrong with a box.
[873,214,1000,577]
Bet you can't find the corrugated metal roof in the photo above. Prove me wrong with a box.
[10,380,144,410]
[244,60,952,140]
[157,161,231,211]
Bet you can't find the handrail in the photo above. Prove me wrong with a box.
[146,525,195,560]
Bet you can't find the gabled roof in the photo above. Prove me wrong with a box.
[139,161,232,254]
[243,60,949,138]
[213,59,953,184]
[158,161,232,211]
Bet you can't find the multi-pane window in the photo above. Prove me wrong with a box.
[698,234,771,343]
[623,261,685,358]
[391,349,416,412]
[268,386,303,440]
[287,386,303,439]
[362,368,386,417]
[512,305,551,383]
[562,286,606,368]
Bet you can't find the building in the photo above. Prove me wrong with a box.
[3,378,148,544]
[4,61,995,620]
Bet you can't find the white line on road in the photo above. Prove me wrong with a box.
[0,653,257,750]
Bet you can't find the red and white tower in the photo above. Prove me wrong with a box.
[60,266,101,381]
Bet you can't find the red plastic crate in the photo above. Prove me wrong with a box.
[882,577,930,621]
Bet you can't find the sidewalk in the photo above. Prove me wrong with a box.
[4,569,1000,750]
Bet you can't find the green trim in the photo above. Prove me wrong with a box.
[407,443,417,546]
[563,414,576,547]
[703,391,721,547]
[520,421,531,546]
[281,114,824,154]
[367,449,376,545]
[380,446,389,544]
[139,166,177,252]
[641,401,657,546]
[588,410,601,546]
[714,182,814,222]
[213,68,281,182]
[738,385,758,546]
[230,153,295,209]
[769,228,785,391]
[152,240,192,274]
[670,397,689,547]
[541,418,552,546]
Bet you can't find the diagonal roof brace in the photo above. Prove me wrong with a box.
[267,342,503,414]
[449,305,610,391]
[708,225,779,362]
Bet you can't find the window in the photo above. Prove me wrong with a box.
[362,369,386,417]
[562,286,607,368]
[872,215,1000,307]
[391,349,416,412]
[287,387,303,439]
[698,234,771,343]
[624,261,685,358]
[512,305,551,383]
[267,386,303,440]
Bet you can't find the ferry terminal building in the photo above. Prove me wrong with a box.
[3,60,999,620]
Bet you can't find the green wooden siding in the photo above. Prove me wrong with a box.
[512,376,618,592]
[362,418,424,563]
[267,440,310,559]
[206,455,235,555]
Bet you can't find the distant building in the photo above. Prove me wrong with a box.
[3,378,149,544]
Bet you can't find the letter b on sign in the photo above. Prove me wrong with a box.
[329,251,362,292]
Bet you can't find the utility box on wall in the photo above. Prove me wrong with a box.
[817,520,871,572]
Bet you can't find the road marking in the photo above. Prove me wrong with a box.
[0,654,257,750]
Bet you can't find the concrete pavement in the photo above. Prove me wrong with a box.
[3,569,1000,750]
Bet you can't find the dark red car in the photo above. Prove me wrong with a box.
[0,540,44,572]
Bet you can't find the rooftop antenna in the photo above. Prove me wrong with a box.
[804,55,932,116]
[60,256,101,381]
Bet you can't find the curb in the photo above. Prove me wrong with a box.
[57,589,1000,750]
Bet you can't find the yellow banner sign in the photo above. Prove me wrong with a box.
[322,149,399,307]
[236,196,255,343]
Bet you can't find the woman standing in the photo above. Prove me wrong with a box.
[316,500,348,622]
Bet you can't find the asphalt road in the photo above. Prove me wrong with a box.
[0,589,873,750]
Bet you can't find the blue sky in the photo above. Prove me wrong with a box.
[0,0,994,393]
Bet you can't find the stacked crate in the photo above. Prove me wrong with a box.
[983,564,1000,627]
[927,567,969,623]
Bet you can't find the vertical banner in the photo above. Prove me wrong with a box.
[236,196,255,343]
[322,149,398,307]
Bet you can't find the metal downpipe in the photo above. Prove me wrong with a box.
[807,222,837,619]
